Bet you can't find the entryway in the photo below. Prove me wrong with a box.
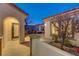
[2,17,30,56]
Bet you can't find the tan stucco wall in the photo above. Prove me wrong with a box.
[3,17,19,47]
[44,20,51,39]
[0,4,27,42]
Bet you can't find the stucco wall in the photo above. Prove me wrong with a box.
[44,20,51,39]
[0,4,27,42]
[3,17,19,47]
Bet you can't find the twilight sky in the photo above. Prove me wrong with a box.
[15,3,79,25]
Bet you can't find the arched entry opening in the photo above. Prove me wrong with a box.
[2,17,20,55]
[2,17,30,56]
[3,17,20,45]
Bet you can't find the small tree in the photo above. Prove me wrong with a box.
[25,15,33,35]
[51,14,73,49]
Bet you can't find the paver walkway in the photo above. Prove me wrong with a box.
[2,36,30,56]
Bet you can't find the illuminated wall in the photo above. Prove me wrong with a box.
[3,17,19,46]
[51,22,58,35]
[0,4,27,55]
[44,20,51,39]
[0,4,26,43]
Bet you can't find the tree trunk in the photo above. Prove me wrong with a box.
[61,38,64,50]
[61,32,66,50]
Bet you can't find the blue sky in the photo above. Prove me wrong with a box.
[15,3,79,25]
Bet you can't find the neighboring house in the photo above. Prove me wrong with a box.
[0,3,28,55]
[44,8,79,47]
[25,24,44,34]
[34,24,44,33]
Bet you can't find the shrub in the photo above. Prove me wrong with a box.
[64,39,73,47]
[52,34,59,43]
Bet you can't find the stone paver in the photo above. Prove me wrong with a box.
[2,38,30,56]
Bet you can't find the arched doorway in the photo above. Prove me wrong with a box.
[3,17,20,45]
[2,17,30,56]
[2,17,20,55]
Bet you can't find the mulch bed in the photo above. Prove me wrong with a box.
[48,42,79,55]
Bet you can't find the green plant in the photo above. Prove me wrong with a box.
[52,34,59,43]
[64,39,73,47]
